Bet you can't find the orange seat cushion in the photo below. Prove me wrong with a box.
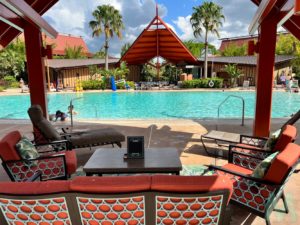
[273,125,297,152]
[151,175,233,196]
[71,176,151,193]
[222,163,253,175]
[264,143,300,184]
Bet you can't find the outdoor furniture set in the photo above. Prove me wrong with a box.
[0,106,299,224]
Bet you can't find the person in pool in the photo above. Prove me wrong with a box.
[55,110,68,121]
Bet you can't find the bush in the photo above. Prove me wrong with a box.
[82,80,105,90]
[181,78,223,88]
[2,76,19,88]
[116,81,135,89]
[0,86,5,92]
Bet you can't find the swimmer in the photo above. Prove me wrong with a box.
[55,110,68,121]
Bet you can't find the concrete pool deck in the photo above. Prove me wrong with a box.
[0,118,299,225]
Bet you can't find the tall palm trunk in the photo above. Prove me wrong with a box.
[204,31,208,79]
[104,33,109,71]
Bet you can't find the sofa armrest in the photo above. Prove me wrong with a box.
[3,154,67,182]
[208,165,279,186]
[240,135,268,147]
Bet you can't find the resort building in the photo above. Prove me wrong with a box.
[219,32,289,51]
[46,58,118,89]
[197,55,294,86]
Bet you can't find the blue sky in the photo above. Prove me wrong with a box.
[44,0,258,57]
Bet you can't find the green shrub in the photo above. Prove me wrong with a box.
[181,78,223,88]
[82,80,105,90]
[116,81,135,89]
[2,76,19,88]
[0,86,5,92]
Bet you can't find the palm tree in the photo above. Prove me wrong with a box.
[64,46,86,59]
[121,42,131,57]
[190,2,224,78]
[89,5,124,70]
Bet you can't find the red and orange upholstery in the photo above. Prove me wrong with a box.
[0,131,77,181]
[0,175,233,225]
[210,142,300,225]
[234,125,297,159]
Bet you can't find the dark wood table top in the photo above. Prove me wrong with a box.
[83,148,182,175]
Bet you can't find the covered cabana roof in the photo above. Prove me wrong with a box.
[119,8,197,66]
[0,0,58,119]
[0,0,58,48]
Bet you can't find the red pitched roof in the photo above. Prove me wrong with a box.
[120,15,197,65]
[44,34,92,57]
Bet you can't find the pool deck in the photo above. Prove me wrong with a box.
[0,117,299,225]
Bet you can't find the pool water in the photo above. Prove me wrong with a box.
[0,91,299,119]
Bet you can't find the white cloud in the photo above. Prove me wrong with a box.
[173,16,194,40]
[44,0,257,55]
[172,0,257,49]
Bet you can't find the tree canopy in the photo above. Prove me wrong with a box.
[190,1,224,78]
[184,40,217,58]
[0,39,26,79]
[221,43,247,57]
[89,5,124,70]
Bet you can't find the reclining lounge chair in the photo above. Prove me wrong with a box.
[28,105,125,149]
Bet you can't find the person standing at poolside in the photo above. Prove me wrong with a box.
[280,71,286,87]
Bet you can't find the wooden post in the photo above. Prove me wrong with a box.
[24,23,48,118]
[253,14,277,137]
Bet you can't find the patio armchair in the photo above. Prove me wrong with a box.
[233,124,297,159]
[209,142,300,225]
[201,110,300,158]
[0,130,77,181]
[28,105,125,149]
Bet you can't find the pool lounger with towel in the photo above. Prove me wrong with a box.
[28,105,125,149]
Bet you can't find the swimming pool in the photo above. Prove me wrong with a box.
[0,91,299,119]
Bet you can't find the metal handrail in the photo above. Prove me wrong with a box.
[69,97,82,127]
[217,95,245,130]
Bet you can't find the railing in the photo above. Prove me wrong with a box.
[69,97,82,127]
[216,95,245,130]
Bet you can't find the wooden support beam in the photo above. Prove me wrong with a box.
[253,13,278,137]
[24,23,48,119]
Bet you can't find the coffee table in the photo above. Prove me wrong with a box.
[201,130,240,158]
[83,148,182,176]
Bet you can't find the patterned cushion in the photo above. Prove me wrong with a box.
[264,129,281,150]
[15,137,39,160]
[251,152,278,178]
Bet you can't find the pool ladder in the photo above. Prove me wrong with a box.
[216,95,245,130]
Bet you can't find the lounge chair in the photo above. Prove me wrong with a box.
[28,105,125,149]
[201,110,300,158]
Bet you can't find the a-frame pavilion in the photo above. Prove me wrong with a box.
[119,6,198,78]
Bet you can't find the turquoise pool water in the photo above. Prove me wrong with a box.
[0,91,299,119]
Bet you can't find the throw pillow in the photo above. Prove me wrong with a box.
[251,152,278,178]
[264,129,281,150]
[15,137,39,163]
